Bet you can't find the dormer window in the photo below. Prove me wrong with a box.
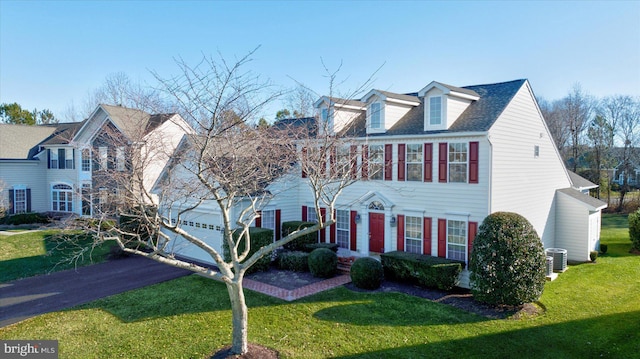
[429,96,442,125]
[321,108,329,123]
[370,103,382,129]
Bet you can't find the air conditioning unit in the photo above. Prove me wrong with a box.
[545,256,554,276]
[546,248,567,272]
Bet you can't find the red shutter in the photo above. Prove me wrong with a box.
[302,206,307,221]
[424,143,433,182]
[437,219,447,257]
[350,145,358,179]
[397,215,405,252]
[469,141,479,184]
[350,210,358,251]
[301,147,307,178]
[275,210,281,240]
[468,221,478,261]
[397,143,406,181]
[330,146,337,177]
[255,211,262,227]
[384,144,393,181]
[330,209,336,244]
[423,217,432,255]
[438,143,448,183]
[361,145,369,179]
[320,208,327,243]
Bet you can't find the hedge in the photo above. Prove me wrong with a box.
[304,242,339,253]
[281,221,318,251]
[380,251,463,291]
[223,227,274,274]
[277,250,309,272]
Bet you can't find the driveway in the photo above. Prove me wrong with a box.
[0,256,191,327]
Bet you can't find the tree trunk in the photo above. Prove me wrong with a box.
[227,279,248,355]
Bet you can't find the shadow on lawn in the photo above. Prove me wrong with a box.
[329,310,640,359]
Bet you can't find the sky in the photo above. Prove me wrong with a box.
[1,0,639,122]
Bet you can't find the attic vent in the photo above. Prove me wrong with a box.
[546,248,567,272]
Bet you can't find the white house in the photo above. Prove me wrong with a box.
[163,79,606,288]
[0,104,189,218]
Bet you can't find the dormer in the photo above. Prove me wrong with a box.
[418,81,480,131]
[314,96,365,135]
[361,90,420,134]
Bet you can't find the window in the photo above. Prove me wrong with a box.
[447,220,466,261]
[65,149,73,169]
[49,150,58,169]
[336,146,350,177]
[406,144,423,181]
[98,187,108,210]
[81,183,91,216]
[429,96,442,125]
[116,147,125,171]
[261,209,276,241]
[52,184,73,212]
[307,207,317,223]
[405,216,422,254]
[336,209,350,249]
[82,149,91,171]
[12,186,27,214]
[534,145,540,158]
[321,108,329,123]
[99,147,108,170]
[368,144,384,180]
[370,102,381,129]
[449,143,468,182]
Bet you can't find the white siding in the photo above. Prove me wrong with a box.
[446,96,473,127]
[555,192,590,262]
[384,102,414,130]
[333,107,362,134]
[0,160,49,212]
[489,81,571,249]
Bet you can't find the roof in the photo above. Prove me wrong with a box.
[433,81,481,98]
[557,188,607,211]
[568,171,598,190]
[39,121,85,146]
[0,124,56,159]
[363,90,420,104]
[271,117,317,138]
[101,104,153,139]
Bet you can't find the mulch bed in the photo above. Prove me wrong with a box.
[246,267,534,319]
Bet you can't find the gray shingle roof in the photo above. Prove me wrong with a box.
[39,121,85,146]
[0,124,56,159]
[557,188,607,211]
[432,81,480,98]
[374,90,420,103]
[568,171,598,190]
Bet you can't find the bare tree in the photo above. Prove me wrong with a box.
[562,84,596,172]
[80,51,367,356]
[586,114,614,198]
[539,97,570,154]
[284,84,317,118]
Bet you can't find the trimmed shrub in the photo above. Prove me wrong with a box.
[0,212,49,225]
[600,244,608,254]
[223,227,274,274]
[350,257,384,290]
[628,209,640,252]
[308,248,337,278]
[277,250,309,272]
[590,250,598,262]
[281,221,318,251]
[469,212,546,306]
[304,242,339,253]
[380,251,462,291]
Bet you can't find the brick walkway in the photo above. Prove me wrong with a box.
[243,274,351,301]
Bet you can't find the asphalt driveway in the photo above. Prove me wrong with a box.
[0,256,192,327]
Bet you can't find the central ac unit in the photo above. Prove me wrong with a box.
[546,248,567,272]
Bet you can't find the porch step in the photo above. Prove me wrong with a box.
[337,256,356,273]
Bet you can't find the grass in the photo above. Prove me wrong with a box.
[1,216,639,358]
[0,230,114,282]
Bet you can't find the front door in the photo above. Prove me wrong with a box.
[369,213,385,253]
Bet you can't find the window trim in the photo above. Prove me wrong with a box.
[81,149,91,172]
[52,183,73,213]
[448,142,468,183]
[406,143,423,181]
[336,209,350,250]
[429,96,442,125]
[446,219,467,262]
[12,185,27,214]
[405,215,423,254]
[368,144,384,180]
[370,102,382,129]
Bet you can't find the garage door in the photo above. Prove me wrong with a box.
[168,211,223,265]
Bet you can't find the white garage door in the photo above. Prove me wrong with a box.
[169,211,223,265]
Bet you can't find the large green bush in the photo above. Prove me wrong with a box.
[304,242,339,253]
[469,212,546,306]
[308,248,337,278]
[628,209,640,252]
[0,212,49,225]
[350,257,384,289]
[281,221,318,251]
[276,250,309,272]
[380,251,462,291]
[223,227,274,274]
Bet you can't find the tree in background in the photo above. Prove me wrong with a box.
[586,114,614,198]
[0,102,58,125]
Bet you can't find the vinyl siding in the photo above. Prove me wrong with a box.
[555,192,590,262]
[333,107,362,134]
[0,160,49,212]
[488,81,571,249]
[384,102,414,130]
[446,96,472,129]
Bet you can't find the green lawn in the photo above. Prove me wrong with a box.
[1,216,639,358]
[0,230,114,282]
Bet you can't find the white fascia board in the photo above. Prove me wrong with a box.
[334,103,366,111]
[313,96,329,109]
[355,131,488,142]
[448,91,480,101]
[418,81,445,97]
[386,97,421,106]
[361,89,384,103]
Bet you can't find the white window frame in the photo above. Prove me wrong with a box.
[370,102,382,129]
[65,149,74,169]
[405,215,422,254]
[116,146,125,171]
[448,143,468,183]
[368,144,384,180]
[336,145,350,177]
[429,96,442,125]
[336,209,350,249]
[52,183,73,212]
[12,185,27,214]
[406,143,423,181]
[447,219,467,262]
[99,147,108,170]
[49,149,58,169]
[82,148,91,171]
[261,209,276,242]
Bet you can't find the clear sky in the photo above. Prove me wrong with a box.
[1,0,639,122]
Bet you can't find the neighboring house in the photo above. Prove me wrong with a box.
[0,104,189,218]
[165,79,607,288]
